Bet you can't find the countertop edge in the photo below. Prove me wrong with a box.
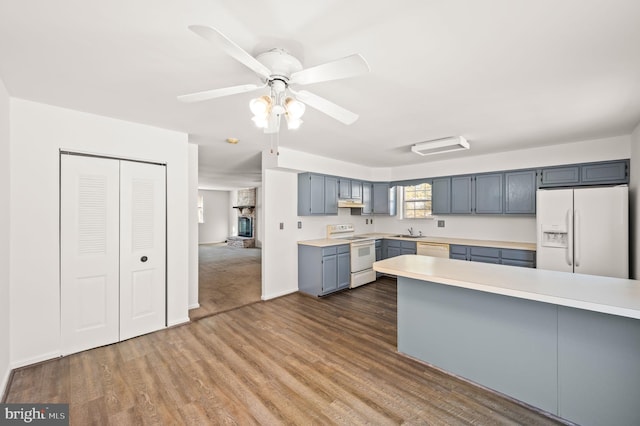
[374,255,640,320]
[298,234,536,251]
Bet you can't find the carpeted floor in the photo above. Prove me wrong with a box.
[189,243,262,320]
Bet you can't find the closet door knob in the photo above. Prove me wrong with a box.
[140,256,148,262]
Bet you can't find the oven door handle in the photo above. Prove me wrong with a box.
[350,241,375,248]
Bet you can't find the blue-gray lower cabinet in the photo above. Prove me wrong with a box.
[385,240,416,258]
[298,244,350,296]
[449,244,535,268]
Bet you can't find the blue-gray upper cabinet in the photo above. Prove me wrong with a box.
[351,180,362,199]
[298,173,338,216]
[451,176,473,214]
[475,173,503,214]
[580,161,628,184]
[361,182,372,215]
[540,165,580,187]
[540,160,628,187]
[324,176,339,214]
[339,179,363,200]
[372,182,395,215]
[504,170,537,215]
[432,178,451,214]
[338,178,351,199]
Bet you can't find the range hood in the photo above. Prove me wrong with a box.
[338,199,365,208]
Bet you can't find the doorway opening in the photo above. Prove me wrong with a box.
[190,187,261,320]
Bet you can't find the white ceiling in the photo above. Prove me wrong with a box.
[1,0,639,189]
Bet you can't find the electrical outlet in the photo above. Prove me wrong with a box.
[297,221,302,229]
[437,220,445,228]
[279,222,284,230]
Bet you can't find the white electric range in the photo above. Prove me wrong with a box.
[326,224,377,288]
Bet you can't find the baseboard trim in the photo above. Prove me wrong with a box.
[261,288,297,301]
[11,351,61,370]
[188,303,200,310]
[1,365,11,402]
[167,317,190,327]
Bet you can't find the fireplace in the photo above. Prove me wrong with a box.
[238,216,253,238]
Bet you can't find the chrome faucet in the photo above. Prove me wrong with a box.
[408,227,414,236]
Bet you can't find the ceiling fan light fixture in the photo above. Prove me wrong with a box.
[284,97,305,119]
[285,115,303,130]
[249,95,272,116]
[251,115,268,128]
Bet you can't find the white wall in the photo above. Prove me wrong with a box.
[9,99,191,368]
[385,135,630,182]
[198,189,231,243]
[262,136,632,299]
[255,186,263,248]
[0,78,11,394]
[262,168,300,300]
[631,123,640,279]
[188,143,199,309]
[229,190,238,236]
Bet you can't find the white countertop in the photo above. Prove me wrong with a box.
[374,255,640,320]
[298,233,536,251]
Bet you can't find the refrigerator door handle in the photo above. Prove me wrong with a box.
[574,209,580,267]
[566,209,573,266]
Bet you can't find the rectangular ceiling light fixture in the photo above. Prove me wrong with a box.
[411,136,470,156]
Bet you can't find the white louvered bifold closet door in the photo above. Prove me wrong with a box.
[119,160,166,340]
[61,154,166,355]
[61,155,120,355]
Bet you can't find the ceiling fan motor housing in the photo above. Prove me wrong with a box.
[256,48,303,83]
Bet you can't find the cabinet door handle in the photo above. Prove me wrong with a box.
[141,256,148,263]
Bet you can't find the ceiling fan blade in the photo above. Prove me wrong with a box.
[289,54,370,86]
[177,83,261,103]
[188,25,272,79]
[293,90,359,125]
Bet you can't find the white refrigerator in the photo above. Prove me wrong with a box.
[536,186,628,278]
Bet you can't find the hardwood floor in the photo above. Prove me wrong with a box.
[189,243,262,320]
[4,277,567,425]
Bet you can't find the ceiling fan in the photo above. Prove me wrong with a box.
[178,25,370,133]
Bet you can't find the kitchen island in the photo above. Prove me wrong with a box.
[374,255,640,426]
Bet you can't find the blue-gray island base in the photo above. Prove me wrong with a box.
[374,255,640,426]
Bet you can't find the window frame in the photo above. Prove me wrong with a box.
[400,182,434,219]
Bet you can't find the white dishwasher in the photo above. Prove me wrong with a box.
[417,242,450,258]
